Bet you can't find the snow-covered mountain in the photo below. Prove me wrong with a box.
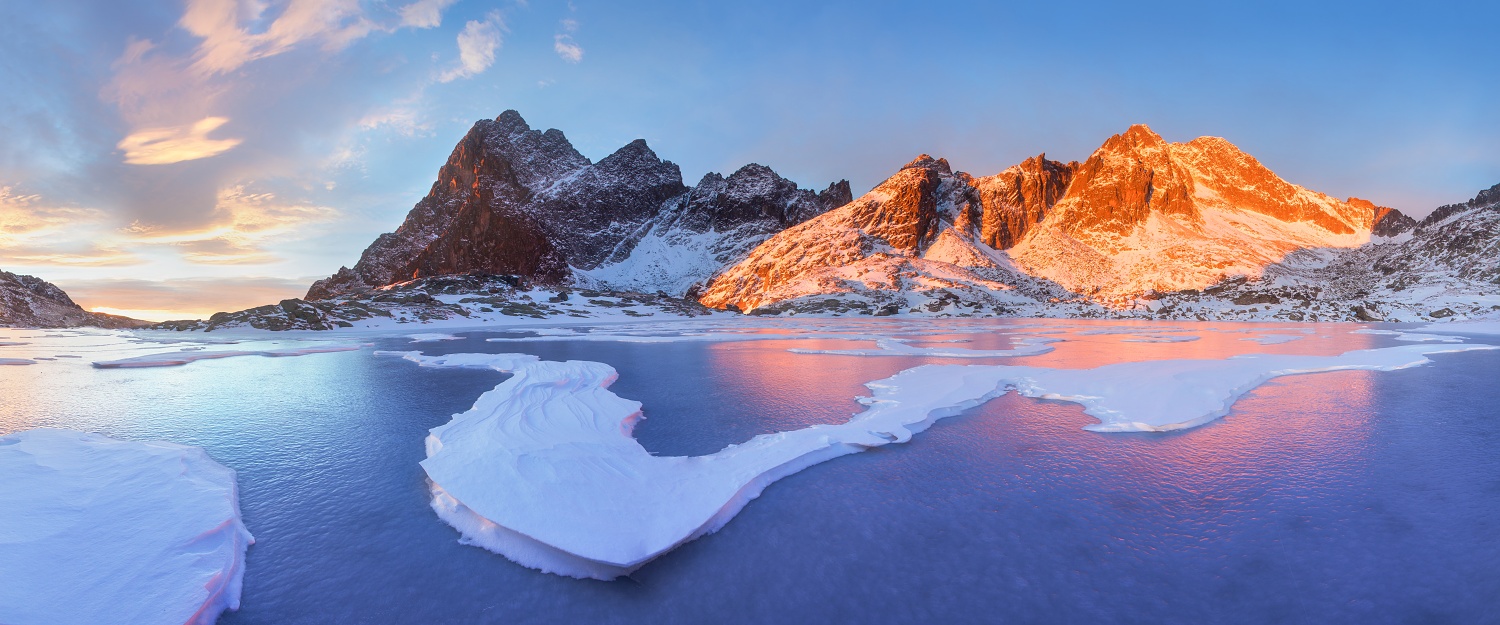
[0,270,145,328]
[698,124,1442,316]
[308,111,848,300]
[1145,183,1500,322]
[697,155,1086,316]
[1007,125,1406,304]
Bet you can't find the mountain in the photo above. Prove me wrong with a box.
[0,271,146,329]
[1005,125,1404,304]
[1149,183,1499,322]
[699,124,1427,314]
[697,155,1087,316]
[308,111,848,300]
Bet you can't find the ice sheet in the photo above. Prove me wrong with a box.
[396,340,1494,581]
[0,429,253,625]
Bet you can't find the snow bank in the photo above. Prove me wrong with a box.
[0,429,253,625]
[397,341,1495,580]
[1417,321,1500,337]
[92,344,363,368]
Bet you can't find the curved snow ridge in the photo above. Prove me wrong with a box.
[787,336,1059,357]
[92,344,365,368]
[0,429,253,625]
[396,341,1494,581]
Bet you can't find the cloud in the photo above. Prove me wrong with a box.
[553,17,582,63]
[57,275,318,321]
[440,12,505,82]
[116,116,244,165]
[123,184,339,265]
[399,0,458,29]
[0,186,138,267]
[180,0,377,76]
[553,34,583,63]
[358,107,433,137]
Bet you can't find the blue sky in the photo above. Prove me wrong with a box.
[1,0,1497,319]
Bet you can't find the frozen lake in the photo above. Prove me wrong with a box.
[2,319,1498,624]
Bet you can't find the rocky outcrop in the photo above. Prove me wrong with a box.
[1347,198,1416,238]
[971,154,1076,249]
[0,271,146,328]
[582,163,852,294]
[309,111,845,300]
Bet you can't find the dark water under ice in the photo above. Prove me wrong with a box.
[2,321,1498,624]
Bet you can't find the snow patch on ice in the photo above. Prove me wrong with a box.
[1416,321,1500,337]
[0,429,253,625]
[92,344,363,368]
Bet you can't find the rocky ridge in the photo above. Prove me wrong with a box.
[308,111,848,300]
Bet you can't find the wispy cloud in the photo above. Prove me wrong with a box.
[116,116,244,165]
[553,16,582,63]
[399,0,459,29]
[124,185,339,265]
[0,186,137,267]
[440,12,505,82]
[180,0,376,76]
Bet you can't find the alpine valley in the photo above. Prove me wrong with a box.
[5,111,1497,329]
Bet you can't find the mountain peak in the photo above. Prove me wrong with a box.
[1107,123,1167,151]
[494,109,530,132]
[902,154,952,175]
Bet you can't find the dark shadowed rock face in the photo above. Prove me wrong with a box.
[309,111,844,300]
[972,154,1077,249]
[1347,197,1417,237]
[0,271,146,328]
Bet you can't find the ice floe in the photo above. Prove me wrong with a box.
[0,429,253,625]
[393,340,1494,581]
[92,344,363,368]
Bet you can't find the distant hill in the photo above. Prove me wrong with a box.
[0,270,148,329]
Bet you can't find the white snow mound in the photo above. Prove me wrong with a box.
[0,429,254,625]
